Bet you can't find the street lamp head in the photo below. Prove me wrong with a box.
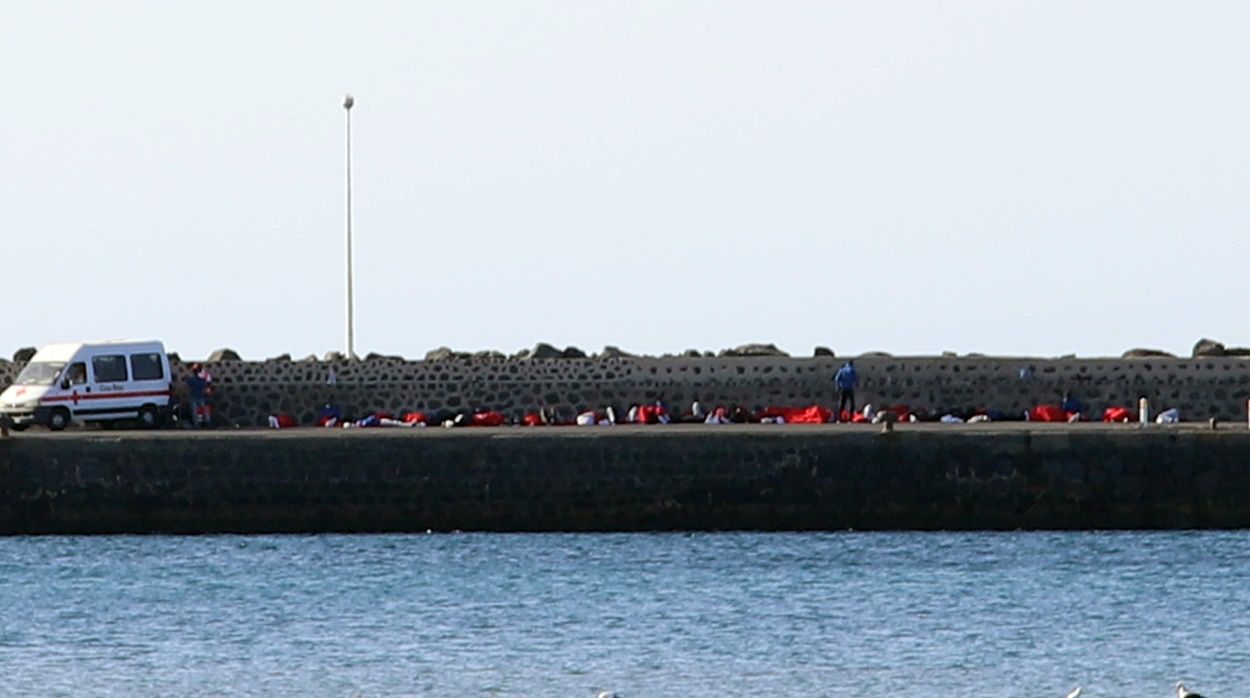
[342,94,355,110]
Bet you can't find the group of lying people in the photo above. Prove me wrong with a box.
[266,392,1184,429]
[1021,392,1181,424]
[266,405,511,429]
[267,401,810,429]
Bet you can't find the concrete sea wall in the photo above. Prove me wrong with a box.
[3,426,1250,533]
[5,351,1250,426]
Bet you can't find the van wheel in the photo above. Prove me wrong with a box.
[137,405,158,429]
[10,423,29,432]
[48,408,70,431]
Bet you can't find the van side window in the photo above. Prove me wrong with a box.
[92,354,128,383]
[130,353,165,381]
[65,362,88,386]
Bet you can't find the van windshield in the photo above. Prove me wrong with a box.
[14,362,66,386]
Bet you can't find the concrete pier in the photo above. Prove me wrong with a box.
[3,424,1249,533]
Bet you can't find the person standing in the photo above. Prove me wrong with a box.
[834,360,859,422]
[186,364,208,427]
[198,363,215,425]
[1060,391,1085,421]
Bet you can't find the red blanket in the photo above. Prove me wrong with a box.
[1029,404,1070,422]
[522,412,545,427]
[1102,406,1135,423]
[471,411,506,427]
[759,405,833,424]
[402,411,430,425]
[637,404,670,424]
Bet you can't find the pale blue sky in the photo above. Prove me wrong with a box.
[3,1,1248,360]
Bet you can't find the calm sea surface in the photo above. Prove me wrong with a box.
[0,532,1246,697]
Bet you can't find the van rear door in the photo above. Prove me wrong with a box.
[128,350,172,410]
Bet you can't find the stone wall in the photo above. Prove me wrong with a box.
[3,353,1250,425]
[3,428,1250,533]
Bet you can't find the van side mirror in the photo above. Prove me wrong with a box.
[60,378,71,390]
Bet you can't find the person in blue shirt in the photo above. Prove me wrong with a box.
[834,360,859,422]
[1061,391,1085,418]
[316,403,342,427]
[185,364,208,427]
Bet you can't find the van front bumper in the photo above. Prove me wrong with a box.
[0,406,47,426]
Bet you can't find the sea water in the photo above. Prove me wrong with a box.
[0,532,1246,697]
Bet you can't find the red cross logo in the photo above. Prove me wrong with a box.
[71,390,81,405]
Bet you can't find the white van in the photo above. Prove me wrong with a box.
[0,340,173,431]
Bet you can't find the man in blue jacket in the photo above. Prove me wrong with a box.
[185,364,208,427]
[834,360,859,422]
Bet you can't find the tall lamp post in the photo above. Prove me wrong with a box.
[342,93,357,360]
